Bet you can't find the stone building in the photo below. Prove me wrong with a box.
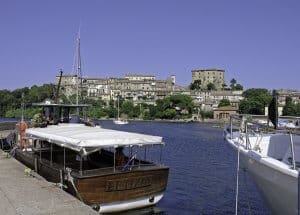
[213,106,238,120]
[191,90,243,111]
[56,74,183,105]
[191,68,225,90]
[277,89,300,106]
[125,74,155,81]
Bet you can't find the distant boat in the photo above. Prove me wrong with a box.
[113,95,129,125]
[113,119,129,125]
[224,114,300,215]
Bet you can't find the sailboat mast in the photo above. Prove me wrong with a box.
[75,28,82,114]
[117,95,120,119]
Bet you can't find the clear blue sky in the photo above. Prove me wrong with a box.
[1,0,300,90]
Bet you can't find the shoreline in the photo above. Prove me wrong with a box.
[0,117,227,128]
[94,118,227,126]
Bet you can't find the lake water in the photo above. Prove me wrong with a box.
[1,118,271,214]
[97,120,271,215]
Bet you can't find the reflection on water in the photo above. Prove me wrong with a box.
[98,120,271,215]
[0,117,21,122]
[118,206,166,215]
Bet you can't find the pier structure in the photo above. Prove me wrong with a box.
[0,148,98,215]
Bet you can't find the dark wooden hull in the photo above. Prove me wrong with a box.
[14,149,169,212]
[74,167,168,205]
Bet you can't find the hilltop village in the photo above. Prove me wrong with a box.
[56,68,300,121]
[0,68,299,121]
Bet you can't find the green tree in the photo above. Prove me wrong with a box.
[200,110,213,120]
[296,104,300,116]
[151,95,194,119]
[222,83,228,90]
[230,79,237,89]
[239,88,272,115]
[283,97,294,116]
[121,101,135,118]
[207,83,216,91]
[234,84,243,91]
[162,108,177,119]
[218,99,231,107]
[229,78,244,91]
[190,80,202,90]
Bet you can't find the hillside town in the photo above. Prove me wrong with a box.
[56,68,300,120]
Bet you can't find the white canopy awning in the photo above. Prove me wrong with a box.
[25,124,163,153]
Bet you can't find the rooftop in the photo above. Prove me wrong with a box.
[214,106,238,111]
[125,74,155,77]
[191,69,225,72]
[26,124,164,154]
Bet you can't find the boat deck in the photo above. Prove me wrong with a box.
[0,150,98,215]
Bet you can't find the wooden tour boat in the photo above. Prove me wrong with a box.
[14,103,169,213]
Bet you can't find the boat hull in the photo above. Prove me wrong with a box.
[14,149,169,213]
[93,192,164,213]
[226,137,298,215]
[73,168,169,205]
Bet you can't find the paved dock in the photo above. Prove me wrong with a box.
[0,150,98,215]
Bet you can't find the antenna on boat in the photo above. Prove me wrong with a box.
[55,70,63,104]
[117,94,120,120]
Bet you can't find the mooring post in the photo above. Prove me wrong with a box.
[113,147,116,173]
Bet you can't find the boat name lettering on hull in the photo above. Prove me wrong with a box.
[105,176,152,191]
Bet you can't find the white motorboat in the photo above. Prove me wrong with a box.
[113,119,129,125]
[224,115,300,215]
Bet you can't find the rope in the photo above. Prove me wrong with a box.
[242,168,252,215]
[9,146,18,158]
[66,168,83,201]
[298,171,300,215]
[122,154,136,171]
[235,138,240,215]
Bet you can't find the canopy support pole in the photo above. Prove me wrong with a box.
[50,143,53,166]
[160,144,163,164]
[144,146,147,161]
[39,141,42,162]
[80,155,83,176]
[138,146,141,169]
[63,147,66,170]
[113,148,116,173]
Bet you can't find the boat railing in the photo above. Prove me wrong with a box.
[72,163,161,177]
[229,114,300,170]
[37,150,163,177]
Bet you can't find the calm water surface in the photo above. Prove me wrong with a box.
[97,120,271,215]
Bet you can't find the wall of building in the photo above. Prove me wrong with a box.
[191,69,225,90]
[57,74,179,105]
